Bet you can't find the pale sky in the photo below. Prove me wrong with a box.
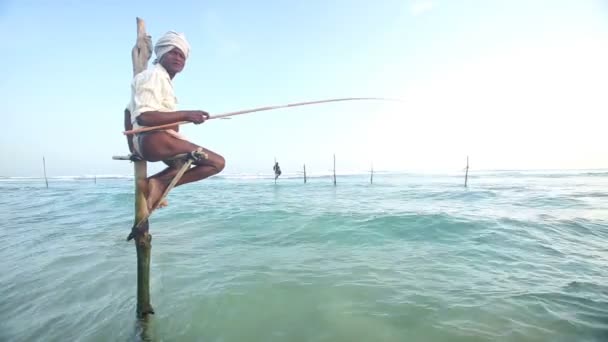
[1,0,606,177]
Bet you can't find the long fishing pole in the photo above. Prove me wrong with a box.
[123,97,400,135]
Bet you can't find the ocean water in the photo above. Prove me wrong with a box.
[1,170,608,342]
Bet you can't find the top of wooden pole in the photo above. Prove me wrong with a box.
[132,17,152,76]
[136,17,146,38]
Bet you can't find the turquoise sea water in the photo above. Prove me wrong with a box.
[1,170,607,341]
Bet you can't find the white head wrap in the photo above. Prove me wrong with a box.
[153,31,191,64]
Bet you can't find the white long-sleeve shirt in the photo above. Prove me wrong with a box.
[127,63,178,130]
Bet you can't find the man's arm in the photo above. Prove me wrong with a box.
[136,110,207,126]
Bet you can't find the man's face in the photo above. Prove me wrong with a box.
[161,47,186,75]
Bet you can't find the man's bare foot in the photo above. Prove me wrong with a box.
[146,177,169,212]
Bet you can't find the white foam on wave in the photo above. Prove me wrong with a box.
[1,169,606,182]
[215,170,386,180]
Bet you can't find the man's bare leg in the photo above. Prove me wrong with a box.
[138,131,225,210]
[146,165,178,210]
[174,165,220,186]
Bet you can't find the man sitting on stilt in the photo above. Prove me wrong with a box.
[273,161,282,180]
[125,31,225,211]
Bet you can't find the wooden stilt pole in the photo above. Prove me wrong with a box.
[333,154,336,186]
[134,162,153,317]
[303,163,307,184]
[130,17,154,318]
[464,156,469,188]
[370,162,373,185]
[42,156,48,188]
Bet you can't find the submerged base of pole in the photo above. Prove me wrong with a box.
[135,225,154,317]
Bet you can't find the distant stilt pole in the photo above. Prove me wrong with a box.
[303,163,307,184]
[370,162,374,184]
[464,156,469,188]
[43,156,48,188]
[94,175,97,184]
[333,154,336,186]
